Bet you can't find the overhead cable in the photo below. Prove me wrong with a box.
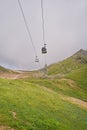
[41,0,46,45]
[17,0,37,57]
[41,0,47,75]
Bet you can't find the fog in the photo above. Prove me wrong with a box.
[0,0,87,70]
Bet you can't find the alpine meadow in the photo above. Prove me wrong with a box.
[0,49,87,130]
[0,0,87,129]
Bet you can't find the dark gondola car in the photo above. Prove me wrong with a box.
[35,56,39,62]
[42,44,47,54]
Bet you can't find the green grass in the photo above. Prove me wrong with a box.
[27,78,87,102]
[0,49,87,129]
[0,66,9,72]
[48,57,84,75]
[66,65,87,91]
[0,78,87,130]
[0,66,16,74]
[48,49,87,75]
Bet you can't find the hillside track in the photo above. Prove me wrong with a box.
[40,81,87,110]
[59,94,87,110]
[0,72,87,110]
[0,125,14,130]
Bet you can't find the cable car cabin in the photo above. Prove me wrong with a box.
[35,57,39,62]
[42,47,47,54]
[35,58,39,62]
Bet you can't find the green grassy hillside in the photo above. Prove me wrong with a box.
[0,66,15,74]
[0,49,87,130]
[0,77,87,130]
[66,65,87,91]
[0,66,10,73]
[0,66,20,79]
[48,49,87,75]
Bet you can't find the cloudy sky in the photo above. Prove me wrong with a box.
[0,0,87,70]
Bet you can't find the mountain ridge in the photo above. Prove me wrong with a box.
[48,49,87,75]
[0,49,87,78]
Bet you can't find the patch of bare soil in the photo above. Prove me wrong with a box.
[12,111,17,119]
[61,78,85,92]
[41,85,57,94]
[60,94,87,110]
[0,73,28,79]
[0,126,14,130]
[61,78,78,88]
[0,71,43,79]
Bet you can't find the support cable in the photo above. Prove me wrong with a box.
[41,0,45,45]
[18,0,38,57]
[41,0,47,75]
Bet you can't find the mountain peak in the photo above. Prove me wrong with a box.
[75,49,87,56]
[48,49,87,75]
[73,49,87,64]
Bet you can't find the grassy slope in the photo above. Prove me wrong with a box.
[0,78,87,130]
[0,66,10,72]
[0,50,87,129]
[66,65,87,91]
[47,49,87,99]
[28,78,87,102]
[48,57,83,75]
[47,49,87,102]
[0,66,15,74]
[48,49,87,75]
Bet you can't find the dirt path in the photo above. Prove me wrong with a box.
[41,85,87,110]
[61,78,85,92]
[0,73,21,79]
[40,78,87,110]
[0,71,43,79]
[0,73,87,110]
[59,94,87,110]
[0,126,14,130]
[0,72,30,79]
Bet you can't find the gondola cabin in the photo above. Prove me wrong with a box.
[35,56,39,62]
[42,45,47,54]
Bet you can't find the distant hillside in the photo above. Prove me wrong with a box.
[0,65,18,75]
[0,65,11,73]
[48,49,87,75]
